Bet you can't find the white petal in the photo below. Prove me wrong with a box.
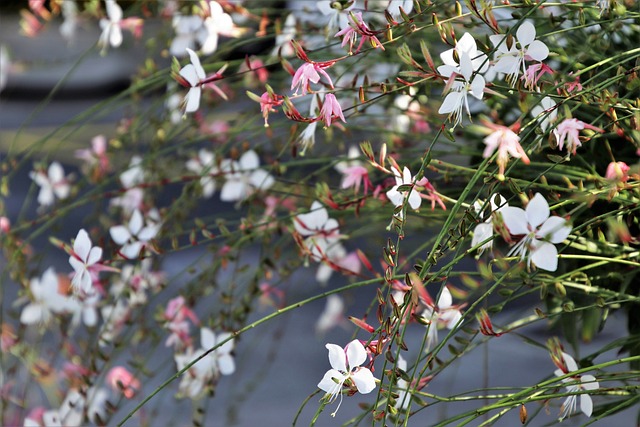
[87,246,103,266]
[217,354,235,375]
[21,304,45,324]
[69,256,85,274]
[326,343,347,372]
[408,191,422,210]
[106,0,123,22]
[436,287,453,309]
[249,169,274,190]
[138,224,159,242]
[580,394,593,417]
[83,308,98,327]
[185,48,206,80]
[179,64,200,87]
[49,162,65,182]
[318,369,345,394]
[500,207,529,235]
[109,26,123,48]
[201,327,215,349]
[538,216,571,243]
[352,368,376,394]
[531,240,558,271]
[346,339,367,368]
[526,40,549,61]
[74,229,91,261]
[516,21,536,47]
[121,242,143,259]
[129,210,144,235]
[184,87,201,113]
[438,91,464,115]
[220,181,245,202]
[525,193,549,229]
[215,332,235,355]
[470,75,486,99]
[110,225,131,245]
[562,352,579,372]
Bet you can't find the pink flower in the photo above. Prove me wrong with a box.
[482,121,530,176]
[553,118,604,156]
[107,366,140,399]
[605,161,630,182]
[291,62,334,95]
[335,12,384,54]
[318,93,346,127]
[522,62,554,90]
[259,91,283,127]
[334,147,371,194]
[75,135,111,179]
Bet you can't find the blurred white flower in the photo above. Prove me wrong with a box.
[29,162,70,207]
[220,150,274,202]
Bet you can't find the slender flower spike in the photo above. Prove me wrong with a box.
[319,93,346,127]
[98,0,123,54]
[317,339,377,416]
[553,118,604,157]
[501,193,572,272]
[490,21,549,86]
[29,161,71,207]
[553,352,599,420]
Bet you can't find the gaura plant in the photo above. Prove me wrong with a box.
[1,0,639,426]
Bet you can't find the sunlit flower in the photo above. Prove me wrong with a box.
[109,209,161,259]
[219,150,274,202]
[317,339,377,416]
[438,32,489,78]
[501,193,572,272]
[490,21,549,86]
[29,161,71,207]
[553,352,599,420]
[438,53,486,128]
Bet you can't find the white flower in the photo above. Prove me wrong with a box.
[186,149,218,198]
[501,193,572,272]
[293,201,342,260]
[471,194,508,255]
[99,300,130,346]
[59,1,78,41]
[490,21,549,86]
[179,48,206,114]
[68,292,101,328]
[200,327,235,376]
[531,96,558,133]
[201,1,235,55]
[317,339,377,416]
[69,229,103,294]
[421,286,462,351]
[317,0,354,33]
[386,166,422,211]
[554,352,599,420]
[20,268,73,325]
[109,209,161,259]
[29,162,70,207]
[99,0,123,54]
[316,295,345,335]
[438,53,486,128]
[220,150,274,202]
[438,32,489,78]
[119,156,144,189]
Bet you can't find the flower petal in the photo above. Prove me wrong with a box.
[526,40,549,61]
[318,369,345,394]
[500,206,529,235]
[346,339,367,368]
[580,394,593,417]
[352,367,376,394]
[526,193,549,229]
[531,240,558,272]
[516,21,536,47]
[326,343,347,372]
[110,225,131,245]
[74,229,91,261]
[538,216,571,243]
[217,354,235,376]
